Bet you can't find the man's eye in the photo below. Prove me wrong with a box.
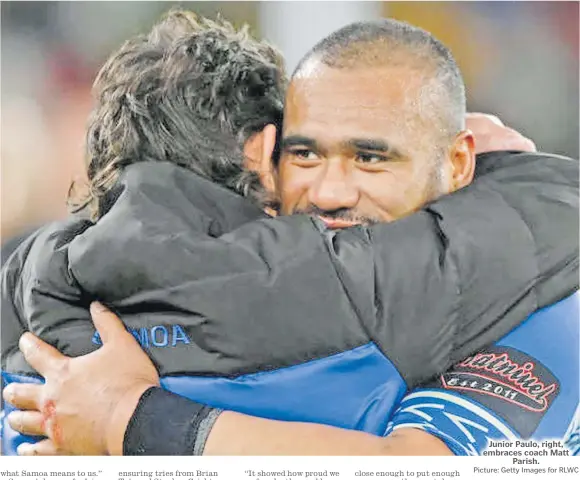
[356,152,387,164]
[292,149,319,161]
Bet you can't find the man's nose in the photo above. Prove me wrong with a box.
[307,160,359,211]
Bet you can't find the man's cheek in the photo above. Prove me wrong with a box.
[368,186,418,221]
[280,187,304,215]
[279,171,312,214]
[359,176,403,218]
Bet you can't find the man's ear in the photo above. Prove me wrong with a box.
[448,130,476,190]
[243,124,277,195]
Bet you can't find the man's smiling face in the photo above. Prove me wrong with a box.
[276,62,460,226]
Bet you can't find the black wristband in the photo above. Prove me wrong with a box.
[123,386,216,455]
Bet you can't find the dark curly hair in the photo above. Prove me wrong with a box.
[72,9,286,218]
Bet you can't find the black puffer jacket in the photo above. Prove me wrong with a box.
[1,151,578,389]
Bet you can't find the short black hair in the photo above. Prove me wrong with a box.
[293,19,466,141]
[74,9,287,218]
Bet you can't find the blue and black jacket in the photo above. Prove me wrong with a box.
[1,151,578,455]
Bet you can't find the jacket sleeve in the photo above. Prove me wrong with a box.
[328,151,578,386]
[1,219,95,376]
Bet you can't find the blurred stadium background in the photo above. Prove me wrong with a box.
[1,1,578,245]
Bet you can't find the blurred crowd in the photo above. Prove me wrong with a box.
[1,1,578,243]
